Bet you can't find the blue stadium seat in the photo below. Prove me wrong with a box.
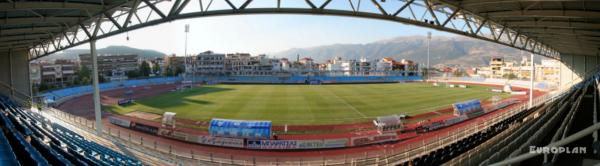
[421,154,431,165]
[412,156,422,166]
[30,137,74,166]
[0,96,143,166]
[0,113,49,166]
[0,124,19,166]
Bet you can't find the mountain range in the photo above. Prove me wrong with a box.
[272,35,541,67]
[40,36,541,67]
[40,46,165,61]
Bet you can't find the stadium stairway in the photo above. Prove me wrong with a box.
[442,72,600,165]
[387,75,588,166]
[0,96,146,166]
[551,83,598,165]
[385,99,541,166]
[518,80,600,165]
[451,87,572,165]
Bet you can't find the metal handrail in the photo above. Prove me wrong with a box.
[490,68,600,166]
[489,123,600,166]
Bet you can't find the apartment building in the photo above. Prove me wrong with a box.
[79,54,138,81]
[38,59,77,87]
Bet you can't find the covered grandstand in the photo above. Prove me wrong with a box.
[1,0,600,165]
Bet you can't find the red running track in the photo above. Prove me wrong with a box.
[55,82,546,161]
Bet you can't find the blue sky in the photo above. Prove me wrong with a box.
[76,1,455,56]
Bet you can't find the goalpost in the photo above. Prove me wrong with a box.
[178,80,193,91]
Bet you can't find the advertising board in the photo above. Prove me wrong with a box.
[131,122,159,134]
[296,139,348,149]
[182,135,245,148]
[350,133,398,146]
[108,117,131,128]
[247,140,297,149]
[246,139,349,149]
[209,118,272,139]
[117,99,133,106]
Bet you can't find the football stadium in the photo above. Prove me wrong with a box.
[2,1,600,166]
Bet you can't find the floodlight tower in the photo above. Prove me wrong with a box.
[427,32,431,80]
[184,24,191,83]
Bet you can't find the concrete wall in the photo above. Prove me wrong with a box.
[586,56,598,75]
[0,49,31,104]
[0,50,10,96]
[560,54,600,90]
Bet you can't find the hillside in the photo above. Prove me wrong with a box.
[40,36,546,67]
[41,45,165,60]
[272,36,542,67]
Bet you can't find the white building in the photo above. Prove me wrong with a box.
[39,60,77,87]
[537,59,560,83]
[195,51,225,75]
[29,62,41,86]
[281,58,291,71]
[326,56,344,72]
[271,59,282,71]
[298,57,316,71]
[375,59,393,71]
[340,60,355,76]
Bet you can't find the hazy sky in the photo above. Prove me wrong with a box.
[69,1,455,56]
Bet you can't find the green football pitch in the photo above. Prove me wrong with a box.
[106,83,508,125]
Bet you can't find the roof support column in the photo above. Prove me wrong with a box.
[594,78,598,154]
[8,48,13,98]
[90,39,103,135]
[529,53,534,109]
[559,59,562,92]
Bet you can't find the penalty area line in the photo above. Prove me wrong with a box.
[349,105,368,118]
[325,90,367,118]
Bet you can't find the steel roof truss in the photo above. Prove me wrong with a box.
[24,0,562,60]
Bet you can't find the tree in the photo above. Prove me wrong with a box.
[140,61,151,77]
[74,65,109,84]
[76,65,92,85]
[80,77,90,85]
[503,73,518,80]
[99,75,108,83]
[175,66,185,76]
[152,63,161,76]
[164,67,174,76]
[452,69,466,77]
[38,82,50,92]
[38,82,57,92]
[127,70,141,78]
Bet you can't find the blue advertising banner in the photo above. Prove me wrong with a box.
[209,118,272,139]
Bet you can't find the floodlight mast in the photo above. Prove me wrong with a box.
[184,24,192,84]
